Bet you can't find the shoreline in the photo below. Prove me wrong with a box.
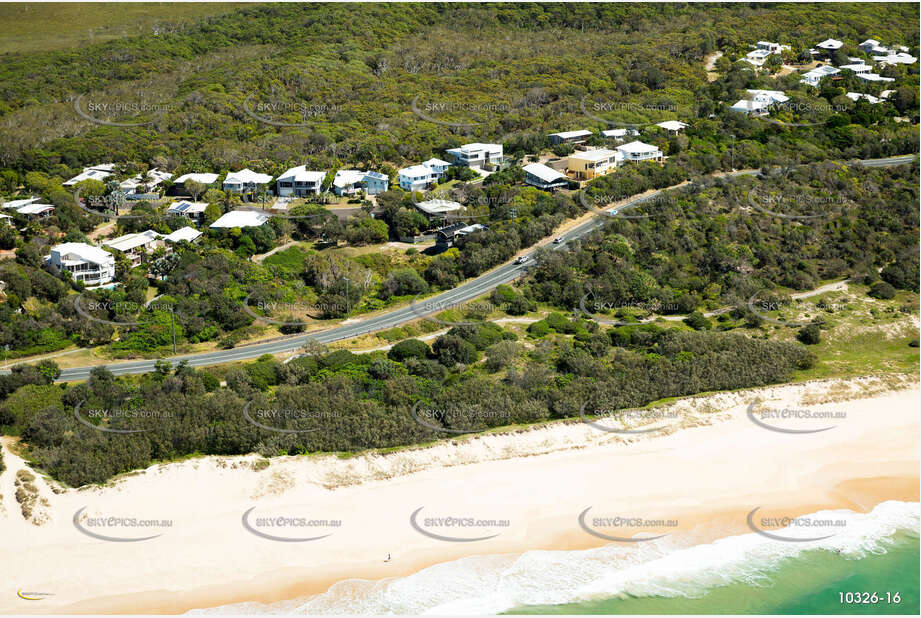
[1,375,918,614]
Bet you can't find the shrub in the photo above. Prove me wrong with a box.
[868,281,896,300]
[796,323,821,345]
[388,338,430,362]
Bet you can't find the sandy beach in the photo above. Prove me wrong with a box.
[1,374,918,615]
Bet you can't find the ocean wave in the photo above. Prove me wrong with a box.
[192,501,919,615]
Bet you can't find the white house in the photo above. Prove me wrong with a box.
[398,164,439,192]
[616,141,664,163]
[816,39,844,52]
[422,158,451,175]
[415,198,463,218]
[744,41,788,66]
[102,230,165,267]
[838,63,873,74]
[445,143,503,168]
[859,39,888,54]
[846,92,882,104]
[548,129,593,145]
[730,90,789,116]
[167,200,209,224]
[45,242,116,286]
[331,169,389,196]
[656,120,688,134]
[163,226,203,244]
[173,172,219,187]
[523,163,569,190]
[856,72,896,83]
[601,128,640,140]
[275,165,324,197]
[1,197,39,210]
[209,210,270,229]
[119,168,173,195]
[16,203,55,219]
[873,52,917,65]
[801,65,840,86]
[62,164,115,187]
[223,168,274,194]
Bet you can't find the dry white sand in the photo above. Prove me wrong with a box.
[0,374,917,614]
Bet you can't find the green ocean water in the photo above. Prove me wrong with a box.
[507,531,919,615]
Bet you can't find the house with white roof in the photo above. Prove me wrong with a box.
[119,168,173,195]
[163,226,203,244]
[102,230,165,267]
[445,143,503,169]
[838,63,873,74]
[859,39,889,54]
[601,128,640,140]
[435,223,488,249]
[655,120,688,134]
[523,163,569,190]
[209,209,270,229]
[816,39,844,52]
[16,203,55,219]
[398,164,439,192]
[548,130,593,145]
[856,72,896,83]
[422,158,451,175]
[846,92,882,104]
[744,41,789,66]
[173,172,219,186]
[332,170,389,196]
[223,169,274,194]
[1,197,39,210]
[730,90,789,116]
[167,200,209,224]
[275,166,324,197]
[567,148,624,180]
[873,52,917,65]
[45,242,116,286]
[62,164,115,187]
[616,141,664,163]
[801,65,840,86]
[414,198,463,219]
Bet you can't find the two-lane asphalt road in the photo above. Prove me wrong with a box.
[14,154,916,382]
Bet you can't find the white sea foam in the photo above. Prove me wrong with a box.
[191,501,919,615]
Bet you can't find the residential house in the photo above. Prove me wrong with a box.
[102,230,166,268]
[548,130,593,145]
[523,163,569,190]
[163,226,203,244]
[729,89,789,116]
[435,223,487,250]
[744,41,789,66]
[445,143,503,169]
[422,158,451,175]
[398,164,440,192]
[801,65,840,86]
[45,242,116,286]
[601,128,640,140]
[815,39,844,53]
[332,170,390,196]
[838,63,873,74]
[119,168,173,194]
[415,198,463,219]
[859,39,889,54]
[567,149,623,180]
[616,141,664,163]
[62,164,115,187]
[223,168,274,194]
[209,210,270,229]
[1,197,39,210]
[173,172,219,187]
[167,200,209,224]
[655,120,688,134]
[856,72,896,83]
[16,203,55,219]
[845,92,882,104]
[275,166,324,197]
[873,51,917,65]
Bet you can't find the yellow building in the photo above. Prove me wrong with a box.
[566,149,623,181]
